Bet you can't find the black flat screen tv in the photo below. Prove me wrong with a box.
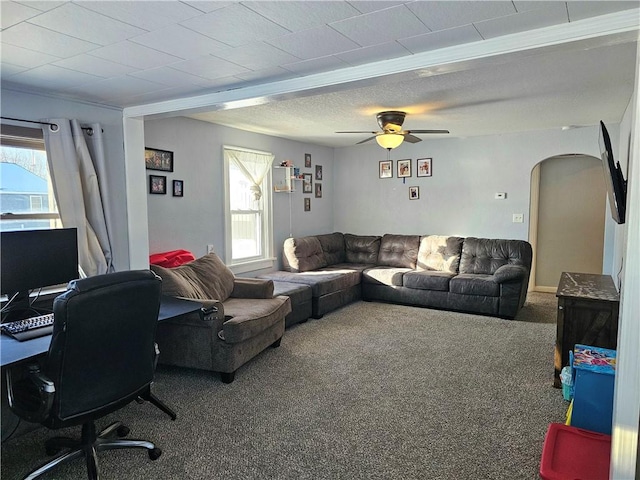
[599,121,627,224]
[1,227,78,317]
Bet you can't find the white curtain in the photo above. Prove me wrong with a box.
[225,148,275,200]
[42,119,114,277]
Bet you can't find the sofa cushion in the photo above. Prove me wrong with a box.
[258,269,360,297]
[316,232,345,265]
[150,253,234,302]
[459,237,532,275]
[344,234,380,264]
[378,234,420,268]
[222,296,290,343]
[403,270,456,291]
[449,274,500,297]
[362,267,411,287]
[416,235,464,273]
[283,236,328,272]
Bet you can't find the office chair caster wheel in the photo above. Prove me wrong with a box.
[148,447,162,460]
[116,425,130,437]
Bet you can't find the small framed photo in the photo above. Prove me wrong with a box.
[305,153,312,168]
[315,183,322,198]
[145,148,174,172]
[304,197,311,211]
[303,173,313,193]
[417,158,432,177]
[397,159,411,178]
[379,160,392,178]
[173,179,184,197]
[315,165,323,180]
[409,186,419,200]
[149,175,166,194]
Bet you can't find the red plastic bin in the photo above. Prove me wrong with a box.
[540,423,611,480]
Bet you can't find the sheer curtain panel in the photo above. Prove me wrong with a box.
[43,119,114,276]
[225,148,275,200]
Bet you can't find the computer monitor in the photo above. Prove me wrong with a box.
[1,228,79,319]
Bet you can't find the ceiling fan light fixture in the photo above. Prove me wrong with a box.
[376,133,404,149]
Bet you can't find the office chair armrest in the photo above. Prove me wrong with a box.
[6,364,55,424]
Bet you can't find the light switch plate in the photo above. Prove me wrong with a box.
[495,192,506,200]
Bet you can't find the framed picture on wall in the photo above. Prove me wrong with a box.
[315,165,323,180]
[305,153,312,168]
[315,183,322,198]
[409,186,419,200]
[379,160,392,178]
[149,175,166,194]
[417,158,432,177]
[145,148,174,172]
[304,197,311,211]
[397,159,411,178]
[173,180,184,197]
[303,173,313,193]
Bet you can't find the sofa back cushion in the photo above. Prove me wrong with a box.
[316,232,345,265]
[344,234,381,264]
[378,234,420,268]
[416,235,464,273]
[283,236,328,272]
[150,253,235,302]
[459,237,533,275]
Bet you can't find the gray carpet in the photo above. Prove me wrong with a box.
[1,293,566,479]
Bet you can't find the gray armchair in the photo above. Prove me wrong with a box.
[150,254,291,383]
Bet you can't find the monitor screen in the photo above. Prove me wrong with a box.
[1,228,79,304]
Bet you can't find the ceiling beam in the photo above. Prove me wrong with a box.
[123,9,639,120]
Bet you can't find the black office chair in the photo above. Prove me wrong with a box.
[6,270,164,480]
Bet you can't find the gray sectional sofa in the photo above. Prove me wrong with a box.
[259,233,533,320]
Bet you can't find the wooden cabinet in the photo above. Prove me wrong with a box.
[554,272,619,387]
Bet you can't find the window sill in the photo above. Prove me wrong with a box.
[228,258,276,275]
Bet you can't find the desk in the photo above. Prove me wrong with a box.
[554,272,619,387]
[1,295,202,367]
[1,295,201,441]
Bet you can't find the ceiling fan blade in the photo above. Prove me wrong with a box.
[406,129,450,134]
[356,136,377,145]
[403,134,422,144]
[336,131,378,134]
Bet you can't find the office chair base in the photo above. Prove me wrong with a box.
[137,389,177,421]
[26,421,161,480]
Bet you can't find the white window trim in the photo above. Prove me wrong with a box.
[223,145,275,272]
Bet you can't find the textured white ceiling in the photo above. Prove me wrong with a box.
[1,1,639,146]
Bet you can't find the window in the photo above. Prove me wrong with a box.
[0,125,60,232]
[223,147,274,272]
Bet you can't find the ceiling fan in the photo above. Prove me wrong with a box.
[336,111,449,149]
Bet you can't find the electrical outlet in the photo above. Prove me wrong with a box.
[512,214,524,223]
[207,244,215,254]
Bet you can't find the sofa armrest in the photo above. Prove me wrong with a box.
[231,278,274,299]
[493,265,528,283]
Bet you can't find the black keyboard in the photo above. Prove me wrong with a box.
[1,313,54,341]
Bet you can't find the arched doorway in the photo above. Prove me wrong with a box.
[529,154,606,292]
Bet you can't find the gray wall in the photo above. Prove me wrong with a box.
[144,117,334,268]
[1,88,130,271]
[332,126,619,272]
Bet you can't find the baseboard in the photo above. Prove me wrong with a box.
[533,286,558,294]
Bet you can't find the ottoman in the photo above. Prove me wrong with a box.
[272,281,312,327]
